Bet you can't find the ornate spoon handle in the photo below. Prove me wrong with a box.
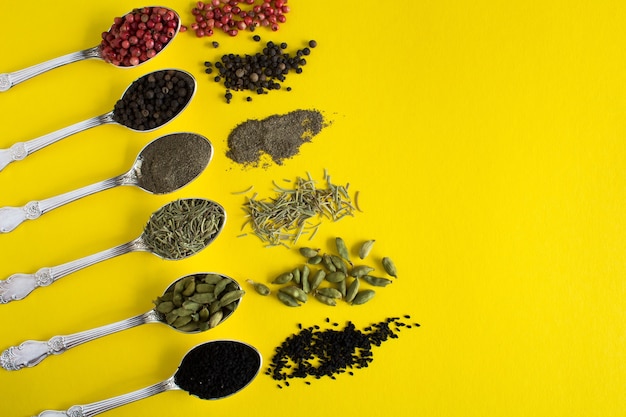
[0,111,115,173]
[0,237,147,304]
[0,45,102,92]
[0,174,129,233]
[1,310,160,371]
[34,377,178,417]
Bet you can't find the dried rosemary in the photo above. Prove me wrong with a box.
[143,198,226,259]
[241,172,358,246]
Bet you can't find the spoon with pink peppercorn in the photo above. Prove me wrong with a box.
[0,6,181,92]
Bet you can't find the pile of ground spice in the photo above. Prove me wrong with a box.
[266,316,420,387]
[226,109,327,166]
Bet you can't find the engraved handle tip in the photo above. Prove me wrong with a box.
[0,73,12,92]
[35,410,74,417]
[1,338,64,371]
[0,206,31,233]
[0,270,51,304]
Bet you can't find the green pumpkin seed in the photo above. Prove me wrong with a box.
[208,310,224,329]
[382,257,398,278]
[362,275,393,287]
[277,291,300,307]
[247,279,271,296]
[279,286,308,303]
[345,278,360,303]
[307,255,323,265]
[325,271,346,283]
[314,293,337,306]
[359,240,375,259]
[309,269,326,291]
[350,265,375,278]
[155,301,174,313]
[351,289,376,305]
[301,265,310,293]
[272,272,293,284]
[316,287,342,299]
[299,247,319,258]
[335,237,351,263]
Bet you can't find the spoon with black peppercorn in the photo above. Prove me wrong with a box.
[0,132,213,233]
[0,273,243,371]
[0,198,226,304]
[0,6,181,92]
[32,339,261,417]
[0,68,196,173]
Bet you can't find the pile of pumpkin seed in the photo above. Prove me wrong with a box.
[153,273,245,332]
[247,238,398,307]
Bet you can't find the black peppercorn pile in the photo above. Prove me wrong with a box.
[113,69,194,131]
[267,316,420,387]
[204,39,317,102]
[174,340,261,399]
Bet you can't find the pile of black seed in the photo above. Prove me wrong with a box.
[174,340,261,400]
[204,39,317,103]
[267,316,420,387]
[113,69,195,131]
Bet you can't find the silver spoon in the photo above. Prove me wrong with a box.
[0,198,226,304]
[0,273,243,371]
[33,339,261,417]
[0,132,213,233]
[0,68,196,173]
[0,6,181,92]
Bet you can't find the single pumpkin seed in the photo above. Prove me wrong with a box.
[325,271,346,283]
[314,293,337,306]
[359,240,375,259]
[316,287,343,299]
[277,291,300,307]
[350,265,375,278]
[362,275,393,287]
[351,289,376,305]
[382,257,398,278]
[309,269,326,291]
[272,272,293,284]
[299,247,319,258]
[345,278,360,303]
[247,279,271,296]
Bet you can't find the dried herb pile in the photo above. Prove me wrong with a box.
[226,109,327,166]
[240,172,358,246]
[267,316,420,387]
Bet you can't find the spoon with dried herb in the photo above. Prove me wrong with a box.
[0,198,226,304]
[0,132,213,233]
[0,273,243,371]
[33,340,261,417]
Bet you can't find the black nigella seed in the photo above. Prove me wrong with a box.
[253,35,261,41]
[246,96,252,102]
[308,40,317,48]
[212,41,219,48]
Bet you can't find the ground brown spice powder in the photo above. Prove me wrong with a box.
[226,109,327,166]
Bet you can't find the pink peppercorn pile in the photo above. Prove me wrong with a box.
[190,0,290,38]
[100,7,180,67]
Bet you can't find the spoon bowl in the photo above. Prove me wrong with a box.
[0,132,213,233]
[0,6,181,92]
[33,340,261,417]
[0,68,196,173]
[0,198,226,304]
[0,273,243,371]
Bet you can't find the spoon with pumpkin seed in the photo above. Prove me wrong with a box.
[0,272,244,371]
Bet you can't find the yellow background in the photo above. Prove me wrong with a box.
[1,1,625,416]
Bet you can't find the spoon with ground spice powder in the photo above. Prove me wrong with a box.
[1,273,243,371]
[0,68,196,173]
[33,340,261,417]
[0,132,212,233]
[0,198,226,304]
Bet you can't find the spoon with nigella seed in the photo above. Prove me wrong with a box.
[0,68,196,173]
[0,132,213,233]
[0,273,244,371]
[0,6,181,92]
[32,340,261,417]
[0,198,226,304]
